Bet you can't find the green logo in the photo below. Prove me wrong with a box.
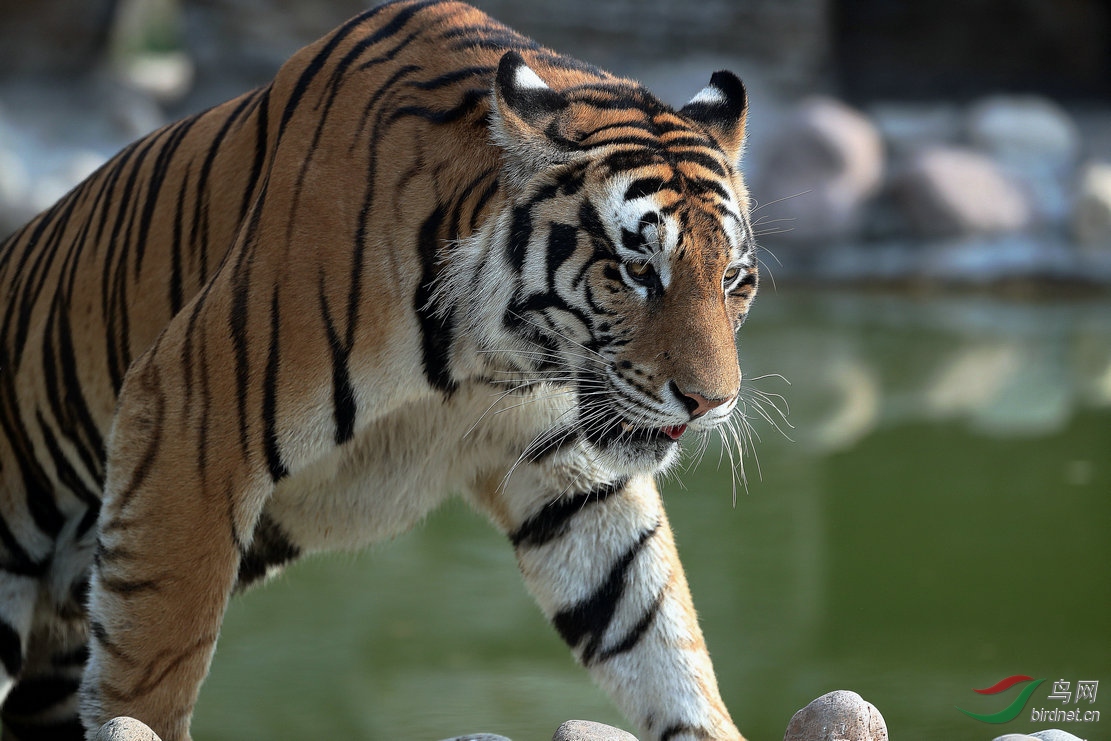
[957,675,1046,724]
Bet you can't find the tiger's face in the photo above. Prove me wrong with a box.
[467,52,756,475]
[572,163,756,473]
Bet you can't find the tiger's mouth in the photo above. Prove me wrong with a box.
[619,420,688,441]
[580,414,688,472]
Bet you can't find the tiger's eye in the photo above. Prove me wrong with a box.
[723,266,741,283]
[627,261,653,279]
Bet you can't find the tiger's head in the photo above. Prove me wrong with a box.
[450,51,757,477]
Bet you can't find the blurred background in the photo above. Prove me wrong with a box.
[1,1,1108,739]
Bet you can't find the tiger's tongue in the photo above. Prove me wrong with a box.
[661,424,687,440]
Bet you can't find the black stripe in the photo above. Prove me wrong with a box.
[133,116,200,279]
[414,205,457,393]
[101,135,163,395]
[624,177,666,201]
[1,676,81,717]
[317,273,357,446]
[0,715,85,741]
[552,524,659,664]
[510,478,626,548]
[389,87,488,126]
[52,644,89,669]
[47,294,106,487]
[191,91,259,280]
[0,619,23,677]
[660,723,712,741]
[596,592,663,663]
[277,0,425,132]
[242,87,270,221]
[98,574,161,595]
[0,515,46,577]
[169,165,188,315]
[505,206,532,273]
[621,227,646,254]
[469,175,501,232]
[228,182,267,456]
[410,64,496,91]
[262,289,288,480]
[35,409,98,511]
[599,148,665,177]
[675,151,728,177]
[236,513,300,591]
[76,503,100,539]
[11,193,79,370]
[546,223,578,290]
[21,431,65,538]
[111,365,164,516]
[578,200,616,255]
[508,289,595,337]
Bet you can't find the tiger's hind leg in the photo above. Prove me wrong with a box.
[0,573,37,714]
[2,517,95,741]
[1,617,88,741]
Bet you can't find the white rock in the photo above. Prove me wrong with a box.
[1073,161,1111,249]
[870,102,963,155]
[896,146,1031,237]
[1029,731,1086,741]
[968,96,1080,225]
[552,720,638,741]
[753,96,884,243]
[783,689,888,741]
[94,717,162,741]
[968,95,1081,168]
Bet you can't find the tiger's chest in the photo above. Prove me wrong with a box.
[261,381,576,554]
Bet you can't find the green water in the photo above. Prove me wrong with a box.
[194,288,1111,741]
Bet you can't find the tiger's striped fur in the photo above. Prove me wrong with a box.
[0,1,759,739]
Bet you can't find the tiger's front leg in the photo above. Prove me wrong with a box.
[475,473,744,741]
[79,350,273,741]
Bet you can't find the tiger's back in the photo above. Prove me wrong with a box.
[0,2,758,739]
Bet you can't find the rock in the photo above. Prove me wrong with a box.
[552,720,638,741]
[440,734,513,741]
[1073,161,1111,249]
[992,732,1087,741]
[95,717,162,741]
[968,96,1080,169]
[895,146,1031,237]
[783,690,887,741]
[1029,731,1086,741]
[967,96,1080,226]
[870,102,963,156]
[753,96,884,243]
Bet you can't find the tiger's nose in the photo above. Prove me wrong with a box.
[670,382,735,419]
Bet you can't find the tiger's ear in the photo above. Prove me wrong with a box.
[679,70,748,165]
[490,51,573,190]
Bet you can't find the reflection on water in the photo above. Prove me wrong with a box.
[194,289,1110,741]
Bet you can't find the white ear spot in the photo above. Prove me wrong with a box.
[688,84,726,106]
[513,64,550,91]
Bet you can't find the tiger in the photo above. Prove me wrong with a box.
[0,0,760,739]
